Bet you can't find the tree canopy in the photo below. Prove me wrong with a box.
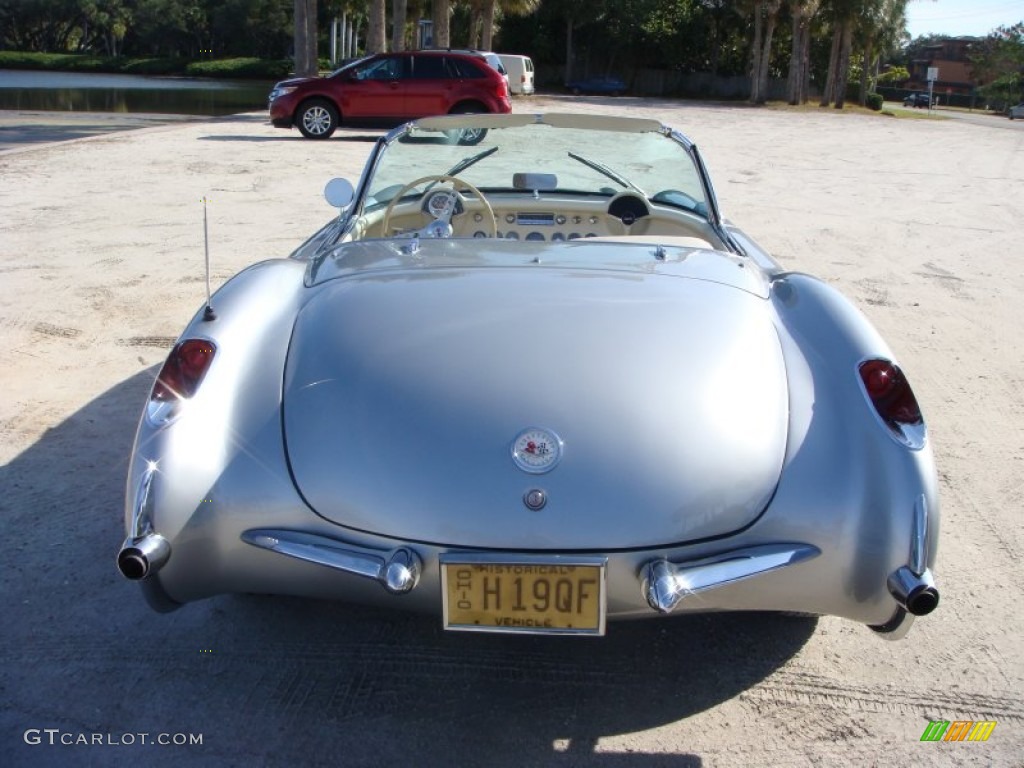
[1,0,1021,105]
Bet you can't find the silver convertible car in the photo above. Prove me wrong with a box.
[118,113,940,639]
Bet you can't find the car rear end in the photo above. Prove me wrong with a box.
[498,54,535,95]
[455,52,511,114]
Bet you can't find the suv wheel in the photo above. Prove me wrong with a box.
[297,99,339,139]
[448,105,488,146]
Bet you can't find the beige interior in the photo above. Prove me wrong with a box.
[352,189,723,249]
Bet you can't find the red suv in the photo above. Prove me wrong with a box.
[269,50,511,140]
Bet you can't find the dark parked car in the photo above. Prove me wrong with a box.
[903,93,932,108]
[269,50,511,140]
[566,76,627,96]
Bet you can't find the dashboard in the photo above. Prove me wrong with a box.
[392,189,712,244]
[474,210,615,241]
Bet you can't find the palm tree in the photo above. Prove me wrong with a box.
[367,0,386,52]
[786,0,821,104]
[819,0,862,108]
[433,0,450,48]
[557,0,608,86]
[480,0,540,51]
[857,0,909,104]
[749,0,784,104]
[391,0,408,50]
[294,0,318,76]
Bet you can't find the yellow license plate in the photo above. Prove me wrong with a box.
[441,558,606,635]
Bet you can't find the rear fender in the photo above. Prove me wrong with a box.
[124,259,309,574]
[764,273,939,623]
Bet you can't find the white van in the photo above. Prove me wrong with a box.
[497,54,535,95]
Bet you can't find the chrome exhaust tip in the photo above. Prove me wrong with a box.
[117,534,170,581]
[888,566,939,616]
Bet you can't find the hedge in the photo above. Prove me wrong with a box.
[0,51,292,79]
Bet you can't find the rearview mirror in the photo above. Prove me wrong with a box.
[513,173,557,191]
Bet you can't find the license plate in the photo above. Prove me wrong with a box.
[440,556,606,635]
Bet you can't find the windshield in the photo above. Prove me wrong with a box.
[363,118,709,218]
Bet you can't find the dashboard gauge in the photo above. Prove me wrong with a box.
[426,190,457,219]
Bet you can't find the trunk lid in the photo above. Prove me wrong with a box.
[284,260,788,549]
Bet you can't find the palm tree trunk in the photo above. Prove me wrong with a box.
[819,25,840,107]
[756,1,782,104]
[833,20,853,109]
[392,0,407,51]
[749,0,764,103]
[786,1,808,104]
[481,0,497,51]
[367,0,386,53]
[433,0,450,48]
[294,0,305,72]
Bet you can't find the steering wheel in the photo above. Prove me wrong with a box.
[381,174,497,239]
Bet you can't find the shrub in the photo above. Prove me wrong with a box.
[184,57,292,79]
[120,58,188,76]
[0,51,291,79]
[866,92,884,111]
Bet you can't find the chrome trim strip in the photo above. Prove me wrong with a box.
[241,529,422,594]
[640,543,820,614]
[117,463,172,580]
[910,493,928,576]
[129,462,158,539]
[438,552,608,567]
[884,494,939,617]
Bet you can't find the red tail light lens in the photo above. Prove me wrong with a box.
[858,359,922,427]
[152,339,216,402]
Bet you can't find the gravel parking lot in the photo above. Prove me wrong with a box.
[1,97,1022,766]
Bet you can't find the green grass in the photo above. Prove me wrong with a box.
[763,99,950,119]
[0,51,292,79]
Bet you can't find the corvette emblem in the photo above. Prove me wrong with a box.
[511,428,563,474]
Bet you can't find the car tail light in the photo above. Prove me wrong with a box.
[858,358,923,435]
[152,339,216,402]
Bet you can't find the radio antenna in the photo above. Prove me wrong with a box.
[201,196,216,321]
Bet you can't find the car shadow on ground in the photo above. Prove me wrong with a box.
[199,131,384,144]
[1,370,816,767]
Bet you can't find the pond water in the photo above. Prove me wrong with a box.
[0,70,274,115]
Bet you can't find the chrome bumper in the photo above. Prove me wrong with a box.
[242,528,422,595]
[639,544,821,614]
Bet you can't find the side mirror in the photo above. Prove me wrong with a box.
[324,178,354,213]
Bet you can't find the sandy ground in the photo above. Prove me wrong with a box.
[1,97,1022,766]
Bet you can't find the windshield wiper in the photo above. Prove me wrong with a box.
[418,145,500,197]
[446,145,499,177]
[567,151,646,196]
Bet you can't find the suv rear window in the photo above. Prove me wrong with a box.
[411,55,449,79]
[446,57,486,79]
